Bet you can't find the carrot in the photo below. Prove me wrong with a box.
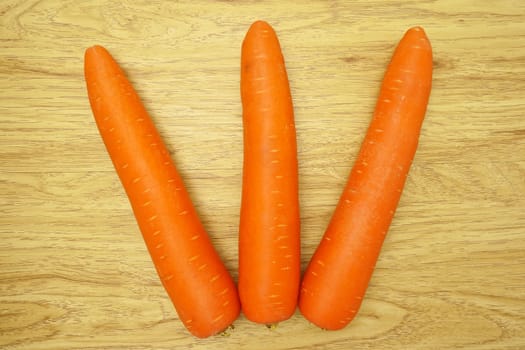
[238,20,300,324]
[298,26,433,330]
[84,45,240,338]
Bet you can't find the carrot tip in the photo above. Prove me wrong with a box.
[247,19,274,35]
[250,19,271,27]
[84,45,110,61]
[85,44,103,52]
[219,324,235,337]
[407,26,429,39]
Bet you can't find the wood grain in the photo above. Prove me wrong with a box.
[1,1,524,349]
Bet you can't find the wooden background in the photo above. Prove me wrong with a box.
[1,1,524,349]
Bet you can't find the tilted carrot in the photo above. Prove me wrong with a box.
[238,20,301,324]
[298,26,433,330]
[84,45,240,338]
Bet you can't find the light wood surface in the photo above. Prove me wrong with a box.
[1,1,524,349]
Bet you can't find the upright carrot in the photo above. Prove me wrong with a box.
[84,45,240,338]
[238,21,300,324]
[298,26,433,330]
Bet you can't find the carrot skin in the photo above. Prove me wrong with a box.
[84,46,240,338]
[298,26,433,330]
[238,21,301,324]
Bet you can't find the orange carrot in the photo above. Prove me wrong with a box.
[238,21,300,324]
[298,26,433,330]
[84,45,240,338]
